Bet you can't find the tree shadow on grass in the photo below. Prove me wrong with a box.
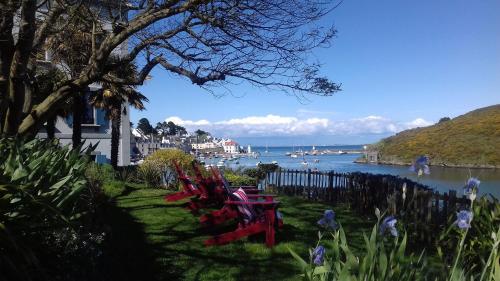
[95,201,174,281]
[103,185,374,281]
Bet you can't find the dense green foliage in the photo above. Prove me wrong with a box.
[244,163,279,180]
[0,138,95,280]
[438,196,500,274]
[137,118,156,135]
[155,121,187,136]
[224,170,256,186]
[139,149,196,188]
[374,105,500,167]
[290,211,426,281]
[137,159,164,188]
[291,207,500,281]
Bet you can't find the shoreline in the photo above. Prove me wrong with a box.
[354,159,500,169]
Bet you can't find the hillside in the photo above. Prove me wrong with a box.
[372,105,500,168]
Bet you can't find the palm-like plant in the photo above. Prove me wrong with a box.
[90,60,148,168]
[44,9,97,148]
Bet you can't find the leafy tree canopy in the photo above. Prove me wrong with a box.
[137,118,155,135]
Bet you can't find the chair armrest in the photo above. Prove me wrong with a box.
[247,194,276,198]
[224,200,280,206]
[230,185,257,189]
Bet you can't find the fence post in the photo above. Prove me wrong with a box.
[307,169,312,199]
[277,167,282,194]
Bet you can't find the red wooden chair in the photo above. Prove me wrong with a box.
[199,167,275,226]
[199,192,277,225]
[204,188,282,247]
[209,166,258,194]
[184,163,225,212]
[166,162,259,213]
[187,164,262,213]
[164,161,205,202]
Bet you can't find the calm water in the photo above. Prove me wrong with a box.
[205,145,500,198]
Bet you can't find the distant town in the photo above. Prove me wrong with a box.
[130,118,251,164]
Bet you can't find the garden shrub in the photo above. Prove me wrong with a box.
[115,165,138,183]
[100,163,116,182]
[224,170,255,186]
[137,159,163,188]
[141,149,195,189]
[102,180,126,198]
[0,138,97,280]
[244,163,279,181]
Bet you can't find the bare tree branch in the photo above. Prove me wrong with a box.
[3,0,342,136]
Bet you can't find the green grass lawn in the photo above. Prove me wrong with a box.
[100,182,374,281]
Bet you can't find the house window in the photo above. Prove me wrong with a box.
[82,92,95,124]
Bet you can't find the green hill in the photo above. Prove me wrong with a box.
[372,105,500,168]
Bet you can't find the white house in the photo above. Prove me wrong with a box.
[36,4,131,166]
[223,140,239,154]
[192,142,219,150]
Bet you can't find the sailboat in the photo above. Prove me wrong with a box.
[312,145,318,155]
[265,142,269,153]
[301,154,308,166]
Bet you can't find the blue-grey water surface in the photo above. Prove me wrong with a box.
[204,145,500,199]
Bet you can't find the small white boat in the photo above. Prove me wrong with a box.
[301,161,308,166]
[291,154,298,158]
[285,152,291,156]
[271,160,278,165]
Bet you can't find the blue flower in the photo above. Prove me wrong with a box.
[317,210,338,230]
[463,177,480,195]
[409,156,430,176]
[380,216,398,237]
[455,210,473,229]
[312,245,325,265]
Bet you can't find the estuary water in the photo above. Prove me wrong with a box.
[205,145,500,199]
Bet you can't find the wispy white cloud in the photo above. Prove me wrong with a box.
[165,115,433,137]
[296,109,338,116]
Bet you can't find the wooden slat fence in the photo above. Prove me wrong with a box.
[265,168,470,244]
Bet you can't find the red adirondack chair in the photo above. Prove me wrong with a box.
[184,163,225,212]
[209,166,258,193]
[186,164,262,212]
[199,166,275,226]
[164,161,205,202]
[204,188,282,247]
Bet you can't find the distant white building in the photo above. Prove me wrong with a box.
[192,142,218,150]
[223,140,239,154]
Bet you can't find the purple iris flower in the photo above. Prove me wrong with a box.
[409,156,430,175]
[312,245,325,265]
[379,216,398,237]
[456,210,473,229]
[463,177,480,196]
[317,210,338,230]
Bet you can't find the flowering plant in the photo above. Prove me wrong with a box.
[409,156,430,176]
[289,208,425,281]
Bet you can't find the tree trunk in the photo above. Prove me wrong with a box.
[46,115,56,139]
[110,107,121,169]
[72,94,83,149]
[17,77,89,137]
[2,0,37,136]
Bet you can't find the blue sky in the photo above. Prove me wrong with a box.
[131,0,500,145]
